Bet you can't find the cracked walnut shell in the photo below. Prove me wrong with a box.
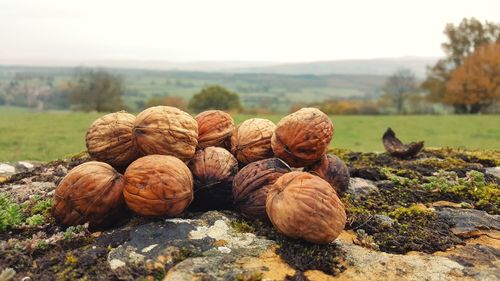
[231,118,276,165]
[271,108,333,167]
[266,171,346,244]
[132,106,198,162]
[86,111,139,168]
[52,161,125,227]
[195,110,235,150]
[123,155,193,217]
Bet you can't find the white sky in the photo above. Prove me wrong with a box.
[0,0,498,63]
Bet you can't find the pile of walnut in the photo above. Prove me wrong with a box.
[52,106,350,244]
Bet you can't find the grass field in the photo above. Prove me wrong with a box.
[1,106,499,162]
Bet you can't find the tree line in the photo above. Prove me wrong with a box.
[360,18,499,115]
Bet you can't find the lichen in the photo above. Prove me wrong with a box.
[235,271,263,281]
[230,219,255,233]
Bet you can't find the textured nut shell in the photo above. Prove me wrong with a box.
[231,118,276,165]
[195,110,235,150]
[271,108,333,167]
[266,171,346,244]
[124,155,193,217]
[133,106,198,162]
[232,158,291,219]
[305,154,350,195]
[86,111,139,167]
[189,147,238,210]
[52,161,125,227]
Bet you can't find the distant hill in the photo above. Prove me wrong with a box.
[0,56,438,77]
[0,66,387,113]
[224,57,439,77]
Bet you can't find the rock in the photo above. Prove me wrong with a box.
[106,210,500,280]
[432,201,470,209]
[109,259,126,270]
[106,211,273,279]
[0,163,16,176]
[346,177,379,199]
[485,167,500,180]
[0,161,39,177]
[436,208,500,239]
[434,235,500,281]
[373,214,394,228]
[333,241,466,281]
[16,161,35,171]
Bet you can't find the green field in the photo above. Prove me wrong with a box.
[1,106,499,162]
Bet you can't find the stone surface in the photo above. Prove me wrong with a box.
[0,163,16,176]
[485,167,500,180]
[105,211,274,280]
[103,211,500,281]
[436,208,500,239]
[0,161,40,176]
[346,177,379,199]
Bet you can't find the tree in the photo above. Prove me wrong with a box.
[69,69,126,112]
[145,95,187,110]
[422,18,500,113]
[445,42,500,113]
[188,85,242,112]
[383,69,417,114]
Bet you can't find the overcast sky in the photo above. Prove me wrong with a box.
[0,0,498,64]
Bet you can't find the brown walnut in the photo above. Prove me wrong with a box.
[52,161,125,227]
[305,154,350,195]
[231,118,276,165]
[132,106,198,162]
[195,110,235,150]
[266,171,346,244]
[271,108,333,167]
[123,155,193,217]
[188,146,238,210]
[86,111,139,168]
[232,158,291,219]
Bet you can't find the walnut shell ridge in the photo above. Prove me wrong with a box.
[188,146,238,210]
[132,106,198,162]
[123,155,194,217]
[266,171,346,244]
[195,110,235,150]
[231,118,276,165]
[305,154,350,195]
[271,108,333,167]
[52,161,125,227]
[232,158,291,219]
[86,111,139,168]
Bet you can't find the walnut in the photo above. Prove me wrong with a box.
[232,158,291,219]
[195,110,235,150]
[52,161,125,227]
[132,106,198,162]
[266,171,346,244]
[271,108,333,167]
[305,154,350,195]
[231,118,276,165]
[85,111,139,168]
[188,147,238,210]
[123,155,193,217]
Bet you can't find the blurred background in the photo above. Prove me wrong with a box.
[0,0,499,161]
